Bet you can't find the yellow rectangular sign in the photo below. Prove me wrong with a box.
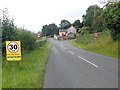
[6,41,21,61]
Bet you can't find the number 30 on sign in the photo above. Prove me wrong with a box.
[6,41,21,61]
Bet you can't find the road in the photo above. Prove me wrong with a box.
[43,38,118,88]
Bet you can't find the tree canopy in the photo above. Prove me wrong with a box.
[42,23,59,36]
[73,19,82,32]
[81,1,119,41]
[59,20,71,29]
[100,1,120,40]
[83,5,101,27]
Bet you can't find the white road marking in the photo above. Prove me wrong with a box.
[78,56,99,67]
[68,51,74,55]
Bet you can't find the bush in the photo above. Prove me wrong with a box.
[79,26,91,34]
[17,29,39,54]
[1,8,40,56]
[76,34,93,44]
[100,2,120,41]
[2,9,19,56]
[36,37,46,47]
[2,26,39,56]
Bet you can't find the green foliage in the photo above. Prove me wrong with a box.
[79,26,91,34]
[74,2,119,58]
[36,37,46,47]
[82,1,120,41]
[71,30,118,58]
[1,8,39,56]
[76,33,93,44]
[98,29,111,38]
[42,25,48,36]
[73,19,82,32]
[59,20,71,29]
[83,5,101,27]
[42,23,59,36]
[92,9,104,32]
[2,8,19,56]
[17,29,38,54]
[100,2,120,41]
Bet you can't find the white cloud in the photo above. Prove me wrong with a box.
[0,0,103,33]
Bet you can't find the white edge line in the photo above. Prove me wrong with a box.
[78,56,99,67]
[68,51,74,55]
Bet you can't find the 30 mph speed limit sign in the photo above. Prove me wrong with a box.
[6,41,21,61]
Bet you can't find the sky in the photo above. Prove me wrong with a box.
[0,0,105,33]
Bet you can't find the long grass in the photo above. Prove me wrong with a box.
[70,31,118,59]
[2,42,51,88]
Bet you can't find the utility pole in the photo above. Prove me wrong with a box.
[94,4,97,33]
[94,4,96,22]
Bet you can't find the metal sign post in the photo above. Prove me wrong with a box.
[93,32,98,48]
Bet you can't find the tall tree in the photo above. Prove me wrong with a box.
[92,9,103,32]
[59,20,71,29]
[49,23,59,35]
[73,19,82,32]
[83,5,101,27]
[101,1,120,40]
[42,25,49,36]
[42,23,59,36]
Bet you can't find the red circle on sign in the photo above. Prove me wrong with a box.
[94,32,98,37]
[7,42,19,53]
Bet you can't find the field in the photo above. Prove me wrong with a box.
[2,42,50,88]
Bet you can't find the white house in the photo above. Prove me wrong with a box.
[66,26,76,35]
[59,26,76,37]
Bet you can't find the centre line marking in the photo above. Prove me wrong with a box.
[78,56,99,67]
[68,51,74,55]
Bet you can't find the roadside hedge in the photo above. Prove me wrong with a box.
[1,8,41,56]
[17,28,39,54]
[36,37,46,47]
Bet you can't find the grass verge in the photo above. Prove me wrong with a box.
[2,42,51,88]
[70,35,118,59]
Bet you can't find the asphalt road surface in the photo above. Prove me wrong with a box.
[43,38,118,88]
